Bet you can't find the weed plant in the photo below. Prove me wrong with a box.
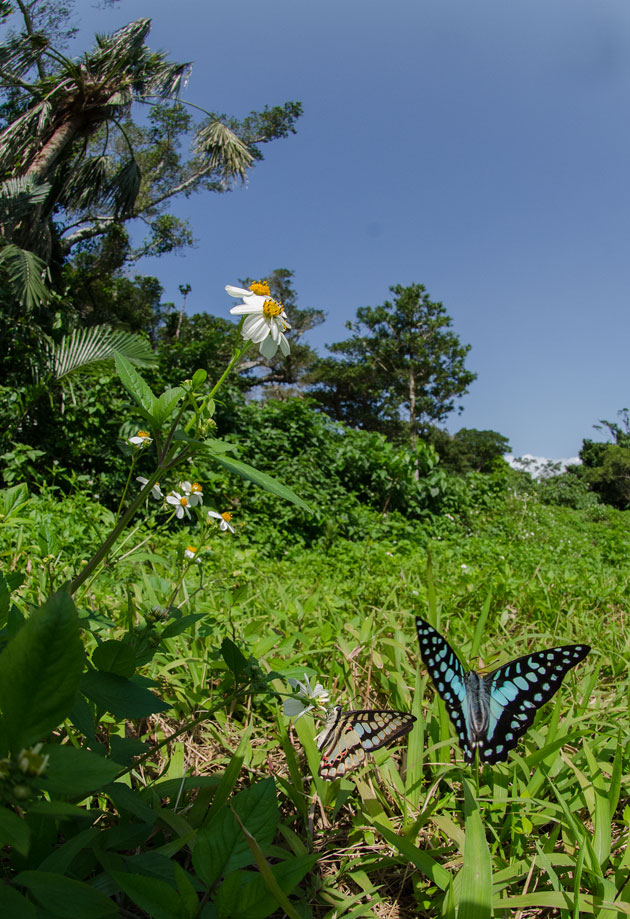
[0,331,628,916]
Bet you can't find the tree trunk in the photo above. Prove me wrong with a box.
[25,114,83,183]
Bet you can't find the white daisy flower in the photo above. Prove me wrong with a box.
[128,430,152,448]
[227,282,291,358]
[283,674,330,720]
[166,491,191,519]
[136,477,163,500]
[180,481,203,506]
[184,545,198,559]
[207,509,235,533]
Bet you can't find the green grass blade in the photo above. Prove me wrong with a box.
[455,778,492,918]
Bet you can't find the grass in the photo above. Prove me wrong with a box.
[1,485,629,917]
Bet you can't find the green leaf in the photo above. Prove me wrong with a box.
[454,778,492,919]
[42,745,121,797]
[0,572,9,629]
[152,387,185,428]
[209,453,312,512]
[214,856,316,919]
[0,805,30,856]
[220,637,248,678]
[0,884,37,919]
[112,872,192,919]
[0,482,29,518]
[0,592,84,753]
[193,779,279,887]
[14,871,117,917]
[92,640,136,678]
[81,670,170,719]
[114,352,158,421]
[160,613,205,640]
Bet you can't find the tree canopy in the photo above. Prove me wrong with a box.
[309,283,476,445]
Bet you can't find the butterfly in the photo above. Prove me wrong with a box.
[316,706,416,780]
[416,616,590,764]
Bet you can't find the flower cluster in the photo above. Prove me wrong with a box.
[136,478,235,534]
[227,282,291,358]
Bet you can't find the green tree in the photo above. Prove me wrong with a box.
[309,283,476,445]
[0,13,301,265]
[428,427,510,473]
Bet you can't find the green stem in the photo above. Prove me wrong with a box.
[188,337,253,433]
[70,469,162,595]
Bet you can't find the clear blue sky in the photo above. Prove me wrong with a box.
[73,0,630,458]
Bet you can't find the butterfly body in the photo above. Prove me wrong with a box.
[416,616,590,764]
[316,707,416,780]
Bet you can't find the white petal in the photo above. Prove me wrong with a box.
[278,334,290,356]
[225,285,250,297]
[243,314,271,343]
[230,303,262,316]
[207,510,222,520]
[259,335,279,358]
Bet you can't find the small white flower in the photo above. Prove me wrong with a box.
[180,481,203,506]
[17,744,49,776]
[184,545,198,559]
[461,564,468,569]
[207,509,235,533]
[166,492,191,519]
[227,282,291,358]
[137,477,163,500]
[283,674,330,721]
[128,430,152,448]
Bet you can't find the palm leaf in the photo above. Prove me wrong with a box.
[0,243,50,310]
[195,121,253,183]
[47,325,156,383]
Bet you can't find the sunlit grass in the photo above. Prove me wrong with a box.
[2,489,630,916]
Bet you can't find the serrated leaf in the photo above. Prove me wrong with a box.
[152,387,185,428]
[0,884,37,919]
[42,745,121,797]
[0,805,30,855]
[14,871,117,918]
[209,454,312,512]
[114,352,158,420]
[0,592,84,753]
[221,637,248,678]
[112,872,190,919]
[81,670,170,719]
[92,640,136,678]
[193,778,279,887]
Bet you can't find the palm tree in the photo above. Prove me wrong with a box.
[0,18,258,258]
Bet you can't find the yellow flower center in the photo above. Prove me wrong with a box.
[221,512,233,522]
[190,482,202,493]
[180,496,189,506]
[137,430,150,439]
[262,298,284,318]
[186,545,197,553]
[249,280,270,296]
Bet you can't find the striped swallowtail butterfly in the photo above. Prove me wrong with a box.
[316,706,416,780]
[416,616,590,764]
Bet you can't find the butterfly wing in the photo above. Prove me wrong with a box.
[317,708,416,780]
[481,644,591,764]
[416,616,474,761]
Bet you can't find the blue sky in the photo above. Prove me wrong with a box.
[72,0,630,458]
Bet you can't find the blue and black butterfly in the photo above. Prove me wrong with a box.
[316,707,416,780]
[416,616,590,764]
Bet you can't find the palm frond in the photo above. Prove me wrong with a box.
[0,176,50,216]
[0,243,50,310]
[48,324,156,383]
[61,156,110,211]
[106,158,142,217]
[195,121,253,183]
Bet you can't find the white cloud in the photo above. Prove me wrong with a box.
[505,454,581,479]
